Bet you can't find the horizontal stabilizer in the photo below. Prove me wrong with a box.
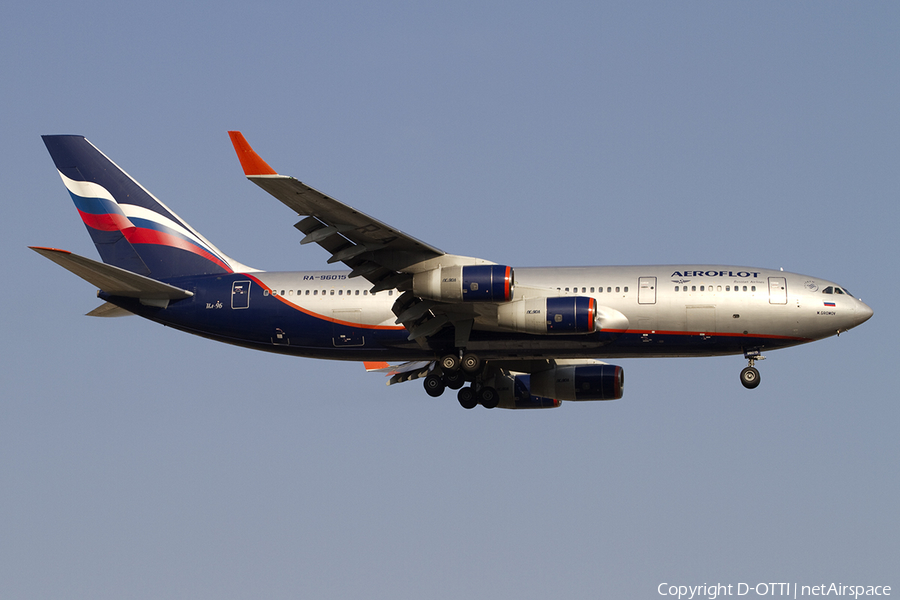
[30,247,193,300]
[86,302,135,318]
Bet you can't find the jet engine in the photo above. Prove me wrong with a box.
[412,264,513,303]
[483,371,561,409]
[497,296,597,334]
[529,364,623,401]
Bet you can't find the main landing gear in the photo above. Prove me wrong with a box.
[424,352,498,409]
[740,350,765,389]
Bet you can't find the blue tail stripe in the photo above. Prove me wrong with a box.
[69,191,121,216]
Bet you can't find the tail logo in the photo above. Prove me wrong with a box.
[59,170,234,274]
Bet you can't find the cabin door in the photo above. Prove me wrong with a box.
[768,277,788,305]
[231,280,251,309]
[638,277,657,304]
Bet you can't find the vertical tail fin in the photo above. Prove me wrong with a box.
[42,135,254,279]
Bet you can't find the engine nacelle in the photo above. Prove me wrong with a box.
[497,296,597,334]
[412,264,514,303]
[529,364,624,401]
[486,371,561,409]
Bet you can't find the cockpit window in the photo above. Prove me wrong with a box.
[823,285,854,297]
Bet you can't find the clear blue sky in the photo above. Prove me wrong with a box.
[2,2,897,598]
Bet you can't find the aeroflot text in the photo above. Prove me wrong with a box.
[657,582,891,599]
[670,271,761,278]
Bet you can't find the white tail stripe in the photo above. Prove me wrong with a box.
[59,171,117,204]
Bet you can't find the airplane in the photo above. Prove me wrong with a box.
[31,133,874,409]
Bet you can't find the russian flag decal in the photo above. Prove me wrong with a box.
[824,302,836,307]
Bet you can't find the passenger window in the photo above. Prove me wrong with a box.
[305,290,310,295]
[751,286,756,292]
[355,290,360,296]
[717,286,722,291]
[624,287,628,293]
[692,286,696,292]
[264,290,269,296]
[700,286,705,292]
[615,287,620,293]
[675,286,679,292]
[725,286,730,292]
[590,287,595,293]
[607,287,612,293]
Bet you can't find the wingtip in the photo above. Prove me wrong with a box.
[228,131,278,176]
[364,361,392,372]
[29,246,72,255]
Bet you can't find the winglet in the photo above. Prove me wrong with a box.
[228,131,278,176]
[364,361,392,372]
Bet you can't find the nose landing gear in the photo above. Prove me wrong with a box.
[740,366,761,389]
[740,350,765,389]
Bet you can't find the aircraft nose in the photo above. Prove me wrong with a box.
[855,300,874,326]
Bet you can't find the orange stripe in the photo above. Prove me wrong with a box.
[243,274,406,331]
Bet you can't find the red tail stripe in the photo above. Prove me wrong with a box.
[78,209,133,232]
[123,227,233,272]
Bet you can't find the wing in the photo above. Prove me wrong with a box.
[228,132,498,343]
[229,132,447,283]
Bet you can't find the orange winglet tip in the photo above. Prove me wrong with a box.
[29,246,72,254]
[364,361,391,372]
[228,131,278,176]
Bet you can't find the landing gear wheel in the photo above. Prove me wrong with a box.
[440,354,460,372]
[478,386,499,409]
[740,366,761,389]
[424,374,446,397]
[443,371,465,390]
[457,386,478,409]
[460,353,482,375]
